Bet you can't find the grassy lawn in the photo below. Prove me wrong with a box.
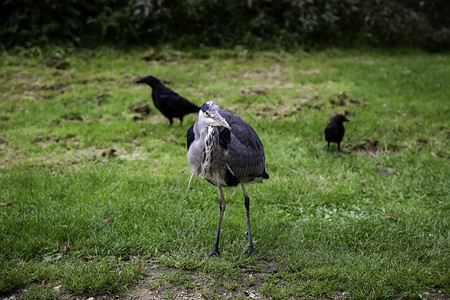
[0,46,449,299]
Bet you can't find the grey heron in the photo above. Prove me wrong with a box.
[187,101,269,258]
[136,75,200,125]
[325,114,349,153]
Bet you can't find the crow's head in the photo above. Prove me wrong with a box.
[331,114,350,123]
[136,75,162,88]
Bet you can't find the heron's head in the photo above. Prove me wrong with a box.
[331,114,350,123]
[135,75,161,88]
[198,101,230,129]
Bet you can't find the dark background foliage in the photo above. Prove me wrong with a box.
[1,0,449,51]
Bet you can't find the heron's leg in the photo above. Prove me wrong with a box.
[208,186,226,258]
[241,183,266,260]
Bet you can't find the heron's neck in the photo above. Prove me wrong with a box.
[202,126,217,174]
[205,126,216,145]
[204,126,217,157]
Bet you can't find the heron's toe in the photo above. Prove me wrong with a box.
[243,247,267,261]
[207,250,220,258]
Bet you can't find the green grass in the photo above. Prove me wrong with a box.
[0,46,449,299]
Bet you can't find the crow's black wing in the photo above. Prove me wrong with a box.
[154,87,199,114]
[325,121,344,143]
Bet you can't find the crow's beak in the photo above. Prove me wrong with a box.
[212,112,230,129]
[344,117,350,122]
[136,78,144,84]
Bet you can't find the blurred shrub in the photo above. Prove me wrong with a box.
[0,0,449,50]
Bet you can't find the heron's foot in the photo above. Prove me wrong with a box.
[206,249,220,258]
[243,246,267,261]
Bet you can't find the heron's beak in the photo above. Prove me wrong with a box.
[212,112,230,129]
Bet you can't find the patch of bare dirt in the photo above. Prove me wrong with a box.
[240,87,268,95]
[421,289,449,300]
[343,110,356,117]
[43,59,71,70]
[101,148,118,158]
[346,138,401,156]
[300,68,321,75]
[33,135,62,148]
[96,91,113,105]
[350,138,379,154]
[8,78,68,95]
[235,64,285,82]
[158,77,173,85]
[0,139,7,151]
[254,103,303,121]
[236,88,365,122]
[377,168,396,177]
[12,80,66,93]
[126,264,278,300]
[60,112,84,122]
[328,91,368,107]
[70,74,136,89]
[129,101,152,121]
[2,263,283,300]
[0,138,149,169]
[36,81,67,92]
[247,94,323,121]
[295,95,324,111]
[141,49,180,62]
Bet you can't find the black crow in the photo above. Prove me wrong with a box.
[136,75,200,125]
[325,114,350,153]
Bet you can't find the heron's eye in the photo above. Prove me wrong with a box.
[204,112,212,117]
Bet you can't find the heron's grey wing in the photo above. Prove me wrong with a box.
[218,110,267,180]
[220,110,263,150]
[218,127,230,150]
